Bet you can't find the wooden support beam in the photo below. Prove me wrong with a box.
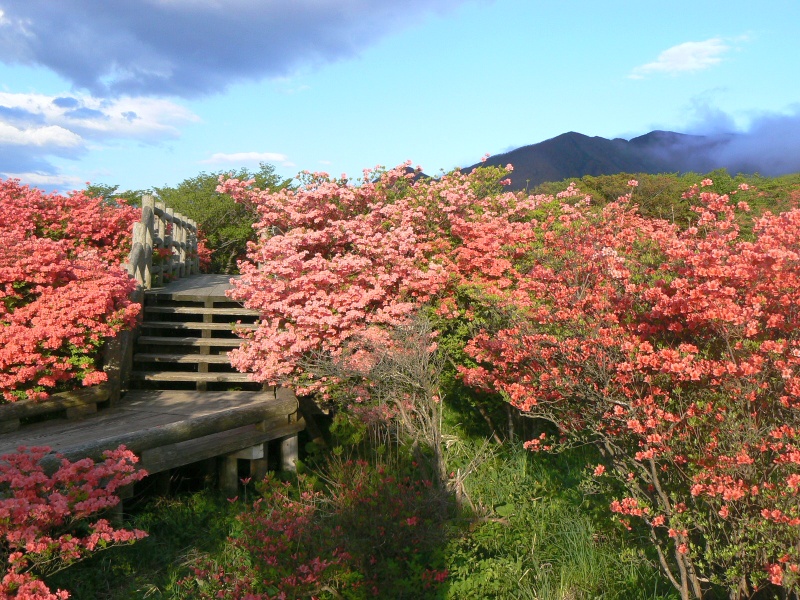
[251,453,269,482]
[229,443,265,460]
[219,456,239,498]
[280,435,298,472]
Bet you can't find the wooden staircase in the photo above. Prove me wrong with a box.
[131,288,261,392]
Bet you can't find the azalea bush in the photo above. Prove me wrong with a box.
[0,179,140,402]
[225,165,800,599]
[457,180,800,598]
[0,445,147,599]
[176,459,449,599]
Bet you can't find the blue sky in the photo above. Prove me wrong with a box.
[1,0,799,192]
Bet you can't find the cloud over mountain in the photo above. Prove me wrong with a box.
[0,0,466,98]
[470,107,800,190]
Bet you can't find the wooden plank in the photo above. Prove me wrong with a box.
[121,389,289,415]
[0,384,111,422]
[0,410,184,456]
[140,322,257,331]
[140,419,304,474]
[146,275,239,298]
[136,336,243,347]
[143,307,259,316]
[134,353,233,364]
[145,293,231,303]
[131,372,252,383]
[32,396,299,469]
[0,390,294,454]
[229,443,265,460]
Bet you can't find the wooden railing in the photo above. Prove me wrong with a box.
[125,195,200,289]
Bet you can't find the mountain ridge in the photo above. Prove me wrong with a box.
[464,130,781,191]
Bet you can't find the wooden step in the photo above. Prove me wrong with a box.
[141,321,257,331]
[144,306,259,316]
[145,292,232,304]
[136,336,243,347]
[134,353,233,364]
[131,372,254,383]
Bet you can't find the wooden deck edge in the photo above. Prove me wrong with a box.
[144,292,233,303]
[140,418,305,474]
[33,396,300,472]
[0,384,112,431]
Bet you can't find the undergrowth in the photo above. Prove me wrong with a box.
[47,415,679,599]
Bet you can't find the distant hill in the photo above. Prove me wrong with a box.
[465,130,762,191]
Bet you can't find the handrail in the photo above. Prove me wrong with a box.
[124,195,200,289]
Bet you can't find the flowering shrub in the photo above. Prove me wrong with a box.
[219,163,514,393]
[227,166,800,599]
[0,179,138,264]
[457,181,800,599]
[0,445,147,599]
[176,459,448,599]
[0,179,140,401]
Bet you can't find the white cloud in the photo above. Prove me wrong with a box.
[0,171,85,189]
[0,92,198,140]
[0,90,199,181]
[629,38,730,79]
[200,151,292,166]
[0,122,81,146]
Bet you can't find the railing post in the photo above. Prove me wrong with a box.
[124,196,198,289]
[189,219,199,274]
[187,218,196,275]
[155,201,167,288]
[164,206,175,281]
[141,195,156,289]
[175,212,187,278]
[129,222,146,287]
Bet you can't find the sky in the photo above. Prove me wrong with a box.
[1,0,799,193]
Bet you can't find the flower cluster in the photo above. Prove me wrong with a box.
[228,166,800,598]
[0,179,140,401]
[0,445,147,598]
[177,460,447,598]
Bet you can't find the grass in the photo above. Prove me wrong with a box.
[46,421,679,599]
[46,487,240,599]
[443,441,678,600]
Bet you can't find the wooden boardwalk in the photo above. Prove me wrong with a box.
[0,275,304,494]
[147,273,238,301]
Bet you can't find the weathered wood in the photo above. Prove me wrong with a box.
[140,321,257,331]
[139,419,303,473]
[142,196,155,289]
[135,336,242,347]
[145,275,240,300]
[219,455,239,497]
[65,403,97,419]
[124,196,198,291]
[22,392,299,472]
[229,443,265,460]
[251,454,269,482]
[131,372,253,383]
[0,420,19,434]
[144,306,258,316]
[0,384,111,423]
[281,435,299,472]
[134,353,234,364]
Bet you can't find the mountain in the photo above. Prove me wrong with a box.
[466,130,744,191]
